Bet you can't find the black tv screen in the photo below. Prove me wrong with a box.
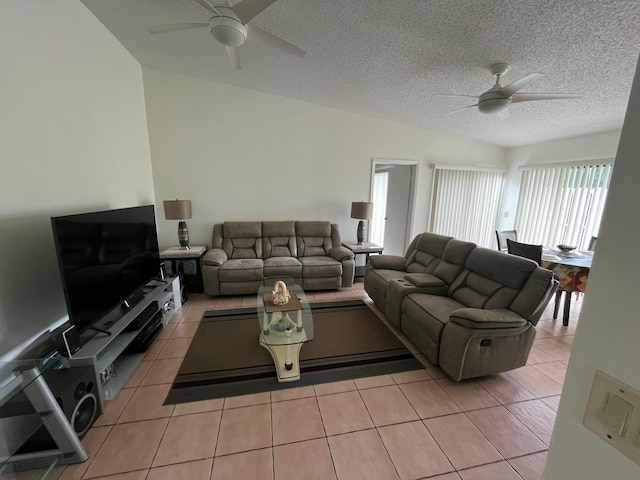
[51,205,161,335]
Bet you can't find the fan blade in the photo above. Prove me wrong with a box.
[226,46,241,69]
[232,0,277,24]
[147,23,209,34]
[432,94,479,99]
[192,0,217,13]
[498,73,544,98]
[439,104,478,118]
[246,25,306,57]
[511,93,582,103]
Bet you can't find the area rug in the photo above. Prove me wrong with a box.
[164,300,422,405]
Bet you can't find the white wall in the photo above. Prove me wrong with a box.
[0,1,154,357]
[545,54,640,479]
[143,67,506,249]
[498,130,621,230]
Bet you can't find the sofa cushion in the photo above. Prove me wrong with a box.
[263,221,297,258]
[219,259,264,282]
[405,273,447,289]
[449,308,529,329]
[299,256,342,278]
[263,256,302,278]
[406,233,452,273]
[296,221,333,257]
[221,222,263,259]
[432,239,476,284]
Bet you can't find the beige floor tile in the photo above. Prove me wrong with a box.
[214,297,244,310]
[123,360,154,389]
[424,413,503,470]
[185,296,219,310]
[429,474,463,480]
[88,471,148,480]
[466,406,548,458]
[505,399,557,445]
[83,418,168,478]
[93,388,135,427]
[457,460,522,479]
[476,373,537,404]
[179,308,208,322]
[399,380,461,419]
[505,366,563,398]
[531,361,568,385]
[328,429,399,480]
[526,347,557,365]
[313,379,356,396]
[147,458,213,480]
[211,448,273,480]
[144,339,168,361]
[59,426,111,480]
[391,369,431,384]
[359,385,419,426]
[316,390,374,436]
[156,322,177,340]
[216,404,272,456]
[140,358,183,386]
[170,321,200,338]
[223,391,270,409]
[271,385,315,402]
[508,451,548,480]
[273,438,337,480]
[354,374,395,390]
[435,378,500,412]
[153,411,222,466]
[540,395,562,411]
[532,338,572,362]
[172,397,225,416]
[378,420,454,480]
[157,337,193,359]
[117,384,174,423]
[272,397,325,445]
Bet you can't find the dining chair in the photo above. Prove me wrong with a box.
[506,238,542,265]
[496,229,518,252]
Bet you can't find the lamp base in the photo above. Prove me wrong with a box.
[178,221,190,250]
[356,220,366,245]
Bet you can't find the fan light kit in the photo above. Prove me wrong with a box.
[436,62,582,118]
[146,0,305,70]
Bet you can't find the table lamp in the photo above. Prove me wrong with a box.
[163,199,192,250]
[350,201,373,245]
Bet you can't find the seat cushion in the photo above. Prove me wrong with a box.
[299,256,342,278]
[218,259,264,282]
[263,256,302,278]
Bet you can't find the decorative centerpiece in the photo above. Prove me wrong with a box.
[556,244,577,255]
[271,280,290,305]
[268,312,296,336]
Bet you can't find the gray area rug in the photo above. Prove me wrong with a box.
[164,300,422,404]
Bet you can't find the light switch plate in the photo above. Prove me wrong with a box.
[583,370,640,464]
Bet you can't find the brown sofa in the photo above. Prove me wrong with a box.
[202,221,355,296]
[364,232,558,381]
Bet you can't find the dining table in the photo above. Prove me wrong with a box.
[541,248,594,326]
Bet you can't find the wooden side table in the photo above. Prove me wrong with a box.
[159,246,207,293]
[342,242,384,278]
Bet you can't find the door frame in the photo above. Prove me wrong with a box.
[370,158,420,252]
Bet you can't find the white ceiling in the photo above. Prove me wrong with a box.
[81,0,640,147]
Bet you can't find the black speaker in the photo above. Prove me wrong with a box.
[14,366,99,453]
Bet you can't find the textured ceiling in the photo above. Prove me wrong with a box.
[81,0,640,147]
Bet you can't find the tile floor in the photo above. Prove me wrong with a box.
[57,280,579,480]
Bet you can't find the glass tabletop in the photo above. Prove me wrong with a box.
[257,277,314,346]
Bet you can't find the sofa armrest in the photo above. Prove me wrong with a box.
[449,308,529,329]
[368,254,406,270]
[330,245,355,262]
[202,248,227,266]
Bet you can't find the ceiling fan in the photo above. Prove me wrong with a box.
[146,0,305,70]
[436,63,581,118]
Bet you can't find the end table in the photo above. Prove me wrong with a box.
[159,246,207,293]
[342,242,384,278]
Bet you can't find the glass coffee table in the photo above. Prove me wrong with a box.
[257,278,314,382]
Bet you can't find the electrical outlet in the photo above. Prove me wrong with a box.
[583,370,640,464]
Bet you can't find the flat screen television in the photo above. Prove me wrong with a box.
[50,205,161,336]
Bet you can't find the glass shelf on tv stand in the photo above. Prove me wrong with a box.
[0,356,87,479]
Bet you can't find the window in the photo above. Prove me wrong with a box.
[515,161,613,249]
[429,166,505,247]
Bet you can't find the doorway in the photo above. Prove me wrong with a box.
[369,159,419,255]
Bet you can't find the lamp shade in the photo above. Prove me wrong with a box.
[350,201,373,220]
[163,200,192,220]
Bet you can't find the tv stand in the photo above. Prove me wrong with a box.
[68,276,180,410]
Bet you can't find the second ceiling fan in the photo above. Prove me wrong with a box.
[146,0,306,70]
[436,63,582,118]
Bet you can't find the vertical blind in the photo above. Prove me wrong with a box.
[429,166,505,247]
[515,163,613,249]
[370,171,388,246]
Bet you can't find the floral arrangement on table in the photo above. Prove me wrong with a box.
[271,280,290,305]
